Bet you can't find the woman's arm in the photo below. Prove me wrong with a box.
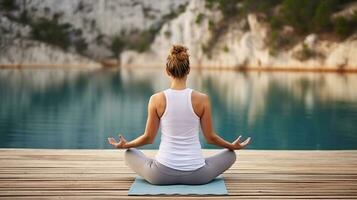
[108,95,160,149]
[199,94,251,150]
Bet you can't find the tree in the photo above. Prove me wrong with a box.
[313,0,336,32]
[110,36,125,57]
[281,0,319,33]
[0,0,17,11]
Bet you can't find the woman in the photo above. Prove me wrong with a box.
[108,45,251,185]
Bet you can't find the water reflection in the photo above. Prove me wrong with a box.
[0,68,357,149]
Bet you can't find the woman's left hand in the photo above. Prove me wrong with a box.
[231,135,251,150]
[108,134,127,149]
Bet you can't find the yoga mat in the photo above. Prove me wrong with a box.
[128,175,228,195]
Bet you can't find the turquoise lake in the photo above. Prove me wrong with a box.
[0,68,357,149]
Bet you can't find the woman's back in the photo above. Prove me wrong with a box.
[155,88,205,171]
[108,44,250,185]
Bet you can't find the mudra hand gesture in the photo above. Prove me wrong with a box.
[108,134,127,149]
[232,135,251,150]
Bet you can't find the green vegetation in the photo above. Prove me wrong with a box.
[0,0,17,11]
[208,20,215,30]
[2,0,355,59]
[161,3,188,22]
[333,12,357,38]
[164,30,172,38]
[242,0,280,14]
[204,0,356,54]
[1,1,89,55]
[31,17,72,50]
[126,28,158,52]
[313,0,335,32]
[293,44,316,61]
[239,0,355,36]
[195,13,205,24]
[30,15,88,53]
[278,0,339,33]
[142,6,156,19]
[273,0,356,45]
[74,38,88,54]
[110,36,125,57]
[95,34,104,45]
[203,0,279,54]
[2,1,188,58]
[109,3,188,56]
[19,10,31,24]
[223,45,229,52]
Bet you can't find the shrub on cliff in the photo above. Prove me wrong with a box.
[31,17,72,50]
[313,0,335,32]
[0,0,17,11]
[242,0,280,14]
[195,13,205,24]
[74,38,88,54]
[280,0,318,33]
[293,44,317,61]
[204,0,356,53]
[30,15,88,54]
[333,11,357,39]
[110,36,125,57]
[109,3,188,54]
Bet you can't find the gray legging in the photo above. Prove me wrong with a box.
[124,148,236,185]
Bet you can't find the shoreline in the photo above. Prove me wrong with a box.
[0,63,103,70]
[127,65,357,73]
[2,63,357,73]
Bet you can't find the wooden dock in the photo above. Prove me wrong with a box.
[0,149,356,199]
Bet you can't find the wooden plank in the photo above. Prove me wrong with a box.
[1,196,357,200]
[0,149,356,199]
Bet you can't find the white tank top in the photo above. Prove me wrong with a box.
[155,88,205,171]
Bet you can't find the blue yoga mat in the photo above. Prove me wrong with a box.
[128,175,228,195]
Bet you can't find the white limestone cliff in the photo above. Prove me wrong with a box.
[0,39,101,68]
[121,0,357,70]
[1,0,356,69]
[0,0,188,68]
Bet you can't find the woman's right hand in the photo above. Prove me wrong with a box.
[108,134,127,149]
[232,135,251,150]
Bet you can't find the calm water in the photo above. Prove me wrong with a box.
[1,68,357,149]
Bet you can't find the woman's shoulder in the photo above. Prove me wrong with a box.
[150,91,165,102]
[191,90,209,117]
[149,91,166,108]
[148,92,166,117]
[192,90,209,102]
[149,89,209,105]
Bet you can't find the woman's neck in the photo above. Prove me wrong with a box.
[170,78,187,90]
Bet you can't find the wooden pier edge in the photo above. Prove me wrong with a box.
[0,149,356,199]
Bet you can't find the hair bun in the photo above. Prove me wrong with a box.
[170,45,189,61]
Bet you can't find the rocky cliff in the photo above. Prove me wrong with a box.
[0,0,188,67]
[1,0,356,70]
[121,0,357,70]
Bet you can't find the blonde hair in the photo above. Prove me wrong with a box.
[166,44,190,79]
